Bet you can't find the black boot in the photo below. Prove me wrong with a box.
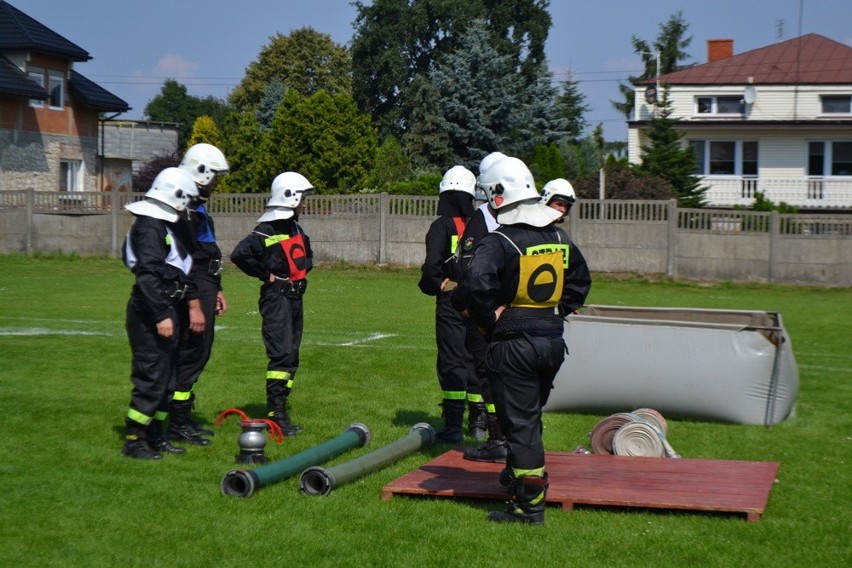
[436,399,465,444]
[467,402,487,441]
[267,396,303,437]
[122,419,162,460]
[188,393,214,437]
[148,419,185,455]
[487,475,548,525]
[167,400,211,446]
[463,413,507,462]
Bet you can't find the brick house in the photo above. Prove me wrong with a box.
[0,0,130,194]
[629,34,852,210]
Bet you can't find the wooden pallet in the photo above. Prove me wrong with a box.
[382,449,780,522]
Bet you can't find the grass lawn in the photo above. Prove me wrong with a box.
[0,255,850,567]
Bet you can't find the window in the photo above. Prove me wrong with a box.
[27,67,63,109]
[710,142,736,174]
[742,142,758,176]
[689,140,758,176]
[833,142,852,176]
[808,142,825,176]
[696,96,744,115]
[48,71,63,109]
[28,69,44,108]
[689,141,705,175]
[60,160,83,192]
[808,141,852,177]
[821,95,851,114]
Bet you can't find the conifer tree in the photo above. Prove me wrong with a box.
[635,88,705,207]
[263,90,378,193]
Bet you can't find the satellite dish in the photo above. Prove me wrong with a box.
[743,85,756,105]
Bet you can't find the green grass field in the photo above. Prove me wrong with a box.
[0,255,850,567]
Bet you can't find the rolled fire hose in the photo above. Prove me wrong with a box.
[300,422,435,496]
[220,423,371,498]
[631,407,668,434]
[589,412,636,454]
[590,409,681,458]
[613,418,681,458]
[612,419,666,457]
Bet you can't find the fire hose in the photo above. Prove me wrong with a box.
[299,423,435,496]
[589,409,680,458]
[220,423,371,498]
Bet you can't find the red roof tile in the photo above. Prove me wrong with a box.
[648,34,852,86]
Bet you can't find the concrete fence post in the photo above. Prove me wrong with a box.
[666,199,678,278]
[568,200,580,237]
[769,211,779,283]
[25,188,34,255]
[379,192,389,264]
[110,187,120,257]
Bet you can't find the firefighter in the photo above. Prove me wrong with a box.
[451,152,509,461]
[121,167,199,459]
[455,157,592,524]
[167,143,230,447]
[230,172,314,436]
[540,178,577,224]
[418,165,480,443]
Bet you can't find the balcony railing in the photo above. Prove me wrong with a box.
[701,177,852,208]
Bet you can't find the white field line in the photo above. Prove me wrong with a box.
[316,332,397,347]
[0,317,422,348]
[798,364,852,373]
[0,316,112,325]
[795,352,852,361]
[0,327,111,336]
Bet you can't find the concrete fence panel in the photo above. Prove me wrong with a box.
[1,190,850,286]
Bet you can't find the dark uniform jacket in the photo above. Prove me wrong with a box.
[122,215,191,324]
[456,223,591,337]
[418,216,467,296]
[418,191,473,296]
[450,204,496,311]
[229,219,313,283]
[182,203,223,299]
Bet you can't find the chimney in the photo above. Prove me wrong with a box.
[707,39,734,63]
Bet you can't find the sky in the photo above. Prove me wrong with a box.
[9,0,852,141]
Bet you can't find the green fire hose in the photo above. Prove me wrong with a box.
[220,422,370,498]
[300,422,435,496]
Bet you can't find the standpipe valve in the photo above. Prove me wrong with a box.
[214,408,286,465]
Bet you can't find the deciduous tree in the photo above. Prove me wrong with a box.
[144,79,229,151]
[229,28,351,112]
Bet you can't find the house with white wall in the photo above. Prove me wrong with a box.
[628,34,852,210]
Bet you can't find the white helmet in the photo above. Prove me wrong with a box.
[147,167,199,211]
[179,143,229,188]
[125,167,198,222]
[439,165,476,195]
[268,172,314,209]
[540,178,576,207]
[477,151,507,181]
[477,156,538,210]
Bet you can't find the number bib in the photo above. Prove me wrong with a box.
[514,250,563,308]
[279,233,309,281]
